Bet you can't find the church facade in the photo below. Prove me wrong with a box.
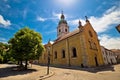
[39,12,104,67]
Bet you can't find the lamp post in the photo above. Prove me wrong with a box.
[47,46,50,75]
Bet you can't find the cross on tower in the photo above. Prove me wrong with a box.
[85,16,88,20]
[85,16,89,22]
[62,10,63,15]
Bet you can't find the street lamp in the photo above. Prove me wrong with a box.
[47,46,50,75]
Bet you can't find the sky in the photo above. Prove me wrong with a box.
[0,0,120,49]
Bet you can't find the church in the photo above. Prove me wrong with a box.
[39,12,104,67]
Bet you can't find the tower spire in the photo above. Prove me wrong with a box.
[62,10,63,15]
[61,10,65,20]
[79,20,82,26]
[85,16,89,22]
[78,20,82,28]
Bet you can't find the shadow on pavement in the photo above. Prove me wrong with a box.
[37,64,115,73]
[0,65,37,78]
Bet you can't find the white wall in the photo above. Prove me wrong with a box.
[101,46,117,65]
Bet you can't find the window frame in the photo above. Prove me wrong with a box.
[54,51,57,59]
[89,30,93,37]
[72,47,77,58]
[62,49,65,58]
[65,29,67,32]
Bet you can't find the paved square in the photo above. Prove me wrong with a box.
[0,64,120,80]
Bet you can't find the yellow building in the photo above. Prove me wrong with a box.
[39,12,104,67]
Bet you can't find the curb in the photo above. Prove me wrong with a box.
[37,71,55,80]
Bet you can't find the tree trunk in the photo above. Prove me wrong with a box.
[20,60,23,67]
[17,61,19,65]
[25,59,28,70]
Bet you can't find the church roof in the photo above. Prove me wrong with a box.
[111,49,120,53]
[55,28,80,42]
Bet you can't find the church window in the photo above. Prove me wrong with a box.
[89,31,93,37]
[72,47,77,57]
[59,29,61,32]
[54,51,57,59]
[62,50,65,58]
[65,29,67,32]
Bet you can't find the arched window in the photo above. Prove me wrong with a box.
[89,30,93,37]
[72,47,77,57]
[59,29,61,32]
[54,51,57,59]
[65,29,67,32]
[62,50,65,58]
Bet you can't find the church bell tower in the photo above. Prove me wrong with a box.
[57,11,69,38]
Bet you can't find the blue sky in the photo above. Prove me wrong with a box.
[0,0,120,49]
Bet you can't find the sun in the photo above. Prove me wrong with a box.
[53,0,77,8]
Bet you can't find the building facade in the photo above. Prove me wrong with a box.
[39,12,104,67]
[101,46,117,65]
[111,49,120,63]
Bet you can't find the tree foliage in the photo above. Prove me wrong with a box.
[0,42,10,63]
[8,27,44,69]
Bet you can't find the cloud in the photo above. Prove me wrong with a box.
[68,6,120,33]
[36,13,58,22]
[52,12,69,20]
[68,19,86,27]
[52,12,61,19]
[90,6,120,33]
[3,0,7,2]
[37,16,46,22]
[6,4,11,8]
[37,12,68,22]
[45,29,56,35]
[0,38,6,41]
[0,37,7,43]
[23,9,27,19]
[0,15,11,27]
[99,35,120,49]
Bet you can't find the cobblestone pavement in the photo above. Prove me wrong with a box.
[0,64,48,80]
[0,64,120,80]
[45,64,120,80]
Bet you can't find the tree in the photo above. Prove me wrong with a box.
[8,27,44,69]
[0,42,10,63]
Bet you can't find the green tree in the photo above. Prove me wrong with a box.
[0,42,10,63]
[8,27,44,69]
[0,42,4,63]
